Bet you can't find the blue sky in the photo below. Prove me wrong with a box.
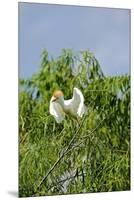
[19,3,130,78]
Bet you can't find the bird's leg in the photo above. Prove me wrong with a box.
[70,118,81,134]
[70,118,76,135]
[71,118,80,137]
[76,117,81,128]
[73,118,81,141]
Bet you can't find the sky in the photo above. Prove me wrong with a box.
[19,3,130,78]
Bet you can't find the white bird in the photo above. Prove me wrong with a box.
[49,87,86,123]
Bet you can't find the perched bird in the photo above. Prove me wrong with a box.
[49,87,86,123]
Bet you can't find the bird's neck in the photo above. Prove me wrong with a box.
[58,97,65,108]
[60,100,70,113]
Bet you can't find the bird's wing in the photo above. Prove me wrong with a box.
[49,99,65,123]
[71,87,86,117]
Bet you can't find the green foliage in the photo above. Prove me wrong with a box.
[19,49,130,197]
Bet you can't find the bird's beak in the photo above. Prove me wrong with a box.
[52,97,57,102]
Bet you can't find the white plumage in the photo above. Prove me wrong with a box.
[49,87,86,123]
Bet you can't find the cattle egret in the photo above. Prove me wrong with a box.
[49,87,86,123]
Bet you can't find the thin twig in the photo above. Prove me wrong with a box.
[64,118,105,156]
[80,118,105,140]
[20,132,29,144]
[55,127,66,138]
[64,112,87,153]
[88,90,109,92]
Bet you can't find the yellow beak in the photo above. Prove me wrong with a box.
[52,97,57,102]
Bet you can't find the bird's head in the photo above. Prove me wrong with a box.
[51,90,64,105]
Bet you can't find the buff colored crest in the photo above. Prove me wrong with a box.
[53,90,64,98]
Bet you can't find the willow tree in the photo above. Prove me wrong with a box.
[19,49,130,197]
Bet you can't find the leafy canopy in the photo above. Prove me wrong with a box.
[19,49,130,197]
